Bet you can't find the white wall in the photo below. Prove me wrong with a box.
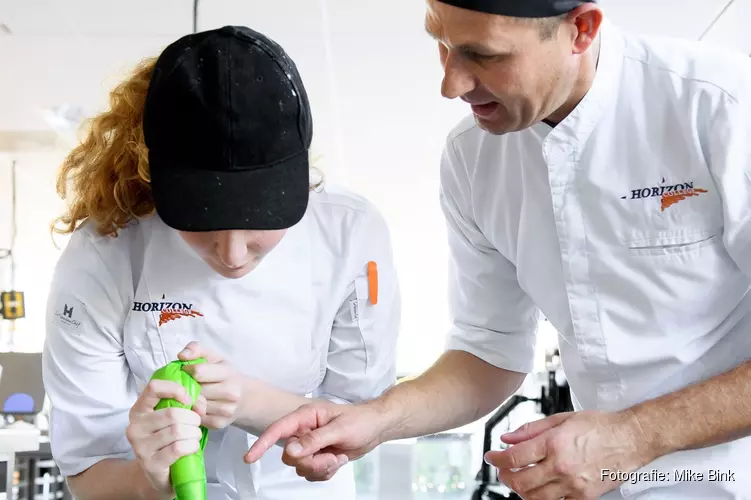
[0,153,68,352]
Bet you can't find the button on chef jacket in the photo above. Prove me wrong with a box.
[42,185,401,500]
[440,20,751,499]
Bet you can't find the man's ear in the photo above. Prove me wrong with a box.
[567,5,604,54]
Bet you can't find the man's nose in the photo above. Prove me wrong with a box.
[441,53,476,99]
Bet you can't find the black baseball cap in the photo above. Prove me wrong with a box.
[436,0,596,18]
[143,25,313,232]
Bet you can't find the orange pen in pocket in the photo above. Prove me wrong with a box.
[367,261,378,305]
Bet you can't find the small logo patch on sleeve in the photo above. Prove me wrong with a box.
[52,294,86,333]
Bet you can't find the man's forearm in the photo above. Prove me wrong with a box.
[67,459,169,500]
[370,350,527,442]
[233,377,312,436]
[627,359,751,459]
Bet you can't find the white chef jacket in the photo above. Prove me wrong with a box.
[42,184,401,500]
[441,20,751,499]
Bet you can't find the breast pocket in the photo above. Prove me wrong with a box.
[625,228,721,259]
[616,222,728,299]
[591,220,741,348]
[122,312,172,386]
[353,276,377,338]
[124,344,166,392]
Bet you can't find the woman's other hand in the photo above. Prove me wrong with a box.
[179,341,244,429]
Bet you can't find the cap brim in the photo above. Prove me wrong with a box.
[150,151,310,232]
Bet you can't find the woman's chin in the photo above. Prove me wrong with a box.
[211,261,258,279]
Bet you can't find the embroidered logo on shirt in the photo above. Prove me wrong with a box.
[622,179,707,211]
[158,307,204,326]
[52,294,85,333]
[132,296,204,326]
[349,298,359,323]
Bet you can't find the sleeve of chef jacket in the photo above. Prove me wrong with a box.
[707,76,751,277]
[42,232,136,477]
[439,137,539,374]
[315,205,401,404]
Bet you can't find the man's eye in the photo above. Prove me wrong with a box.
[463,50,497,62]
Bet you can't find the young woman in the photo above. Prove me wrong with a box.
[42,25,400,500]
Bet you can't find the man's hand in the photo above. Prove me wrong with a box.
[486,410,653,500]
[244,401,386,482]
[178,341,243,429]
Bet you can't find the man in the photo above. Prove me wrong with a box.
[245,1,751,498]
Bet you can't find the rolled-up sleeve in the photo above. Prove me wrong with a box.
[315,206,401,404]
[440,139,539,374]
[43,233,136,476]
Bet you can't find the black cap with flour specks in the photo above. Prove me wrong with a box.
[143,25,313,232]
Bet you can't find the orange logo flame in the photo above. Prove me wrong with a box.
[661,187,708,211]
[159,308,204,326]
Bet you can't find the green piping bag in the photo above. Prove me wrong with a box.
[150,358,209,500]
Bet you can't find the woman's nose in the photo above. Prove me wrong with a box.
[216,231,250,268]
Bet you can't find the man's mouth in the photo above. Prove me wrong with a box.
[470,102,499,117]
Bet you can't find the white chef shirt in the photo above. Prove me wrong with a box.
[42,184,401,500]
[441,20,751,499]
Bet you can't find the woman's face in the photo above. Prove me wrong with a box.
[179,229,287,279]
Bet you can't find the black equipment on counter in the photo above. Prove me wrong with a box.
[472,349,574,500]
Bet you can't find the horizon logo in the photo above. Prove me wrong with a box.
[622,179,707,211]
[132,296,204,326]
[132,301,195,312]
